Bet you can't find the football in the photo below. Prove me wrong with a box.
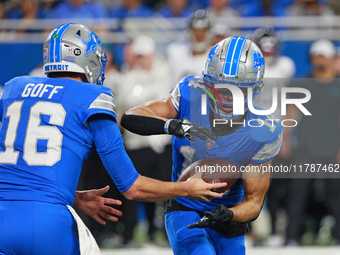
[177,157,241,193]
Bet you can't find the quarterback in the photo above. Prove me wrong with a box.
[0,23,226,255]
[122,36,283,254]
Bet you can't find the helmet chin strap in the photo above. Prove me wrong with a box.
[98,52,108,86]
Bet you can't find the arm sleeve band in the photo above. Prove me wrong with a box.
[120,113,167,135]
[88,114,139,193]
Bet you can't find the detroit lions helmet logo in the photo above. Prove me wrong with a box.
[76,30,103,57]
[252,51,265,76]
[207,44,220,68]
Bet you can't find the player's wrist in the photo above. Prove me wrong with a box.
[73,191,83,209]
[209,204,234,223]
[164,119,176,134]
[165,119,183,137]
[221,208,234,223]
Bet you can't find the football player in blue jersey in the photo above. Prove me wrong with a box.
[121,36,284,254]
[0,23,227,255]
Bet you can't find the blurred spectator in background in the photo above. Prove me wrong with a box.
[228,0,264,16]
[112,36,172,246]
[110,0,153,19]
[207,0,239,18]
[284,39,340,246]
[254,26,296,116]
[266,0,294,16]
[8,0,39,19]
[102,47,122,96]
[210,22,230,46]
[49,0,108,19]
[328,0,340,15]
[188,0,209,9]
[253,26,295,247]
[38,0,59,18]
[7,0,59,32]
[158,0,192,18]
[286,0,334,16]
[0,2,7,19]
[167,9,214,84]
[333,47,340,77]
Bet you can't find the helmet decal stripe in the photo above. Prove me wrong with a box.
[222,36,237,75]
[231,37,247,75]
[55,23,73,63]
[227,36,241,76]
[49,29,58,63]
[49,24,66,63]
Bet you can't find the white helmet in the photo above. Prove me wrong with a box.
[43,23,107,85]
[188,9,214,52]
[202,36,265,118]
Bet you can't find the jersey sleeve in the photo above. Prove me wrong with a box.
[82,90,117,124]
[169,82,181,114]
[250,124,284,165]
[88,115,139,193]
[0,98,3,122]
[169,76,196,116]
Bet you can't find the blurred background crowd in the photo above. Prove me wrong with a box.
[1,0,340,250]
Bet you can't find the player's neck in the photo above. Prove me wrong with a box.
[58,76,84,82]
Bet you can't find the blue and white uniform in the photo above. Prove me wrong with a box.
[165,76,283,255]
[0,76,139,255]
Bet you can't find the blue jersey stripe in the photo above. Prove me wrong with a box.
[230,37,247,75]
[222,36,237,75]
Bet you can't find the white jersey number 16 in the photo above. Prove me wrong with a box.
[0,101,66,166]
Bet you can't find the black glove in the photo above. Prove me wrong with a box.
[165,118,217,142]
[187,204,234,229]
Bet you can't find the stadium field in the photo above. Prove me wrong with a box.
[102,246,340,255]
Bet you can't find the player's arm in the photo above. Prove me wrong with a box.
[73,186,123,225]
[188,161,272,229]
[228,160,271,222]
[125,97,178,122]
[121,97,217,142]
[88,114,226,202]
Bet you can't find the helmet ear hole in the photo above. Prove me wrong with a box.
[90,60,97,68]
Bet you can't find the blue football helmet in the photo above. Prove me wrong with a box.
[202,36,265,118]
[43,23,107,85]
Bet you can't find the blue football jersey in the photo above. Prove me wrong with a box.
[0,76,123,205]
[169,76,283,212]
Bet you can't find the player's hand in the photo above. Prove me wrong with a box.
[187,204,234,229]
[165,119,217,142]
[184,171,227,202]
[73,185,123,225]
